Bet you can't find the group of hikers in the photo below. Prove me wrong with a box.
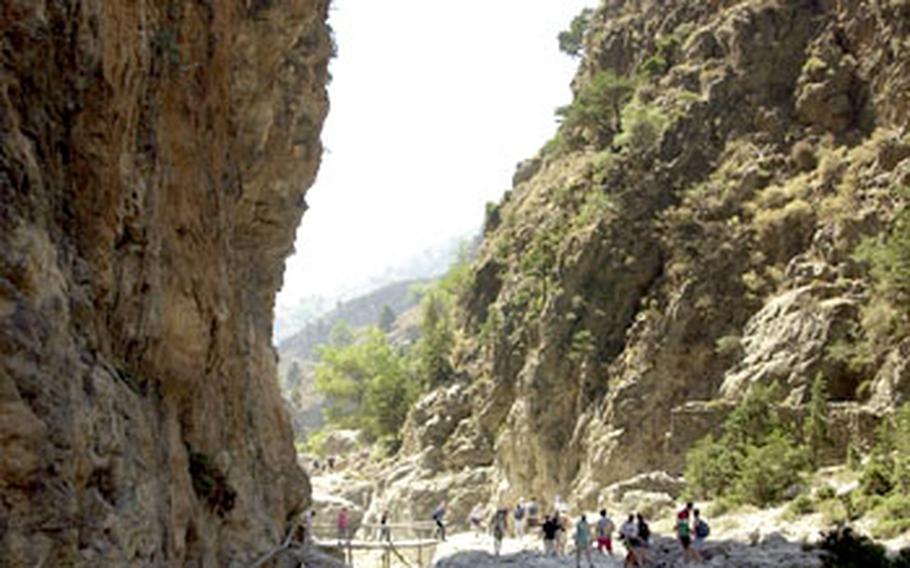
[444,498,710,567]
[301,498,710,566]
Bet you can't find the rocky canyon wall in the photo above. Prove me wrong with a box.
[0,0,330,565]
[368,0,910,525]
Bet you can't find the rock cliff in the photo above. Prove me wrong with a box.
[0,0,331,565]
[373,0,910,523]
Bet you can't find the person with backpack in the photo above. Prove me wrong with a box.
[619,514,640,567]
[514,501,526,537]
[676,510,702,564]
[432,501,447,541]
[527,497,540,528]
[541,514,560,556]
[693,509,709,559]
[574,514,594,568]
[491,508,508,556]
[596,509,615,555]
[636,513,653,566]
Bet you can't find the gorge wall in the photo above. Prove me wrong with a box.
[0,0,330,565]
[367,0,910,524]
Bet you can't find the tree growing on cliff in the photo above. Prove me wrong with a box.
[684,384,809,506]
[558,7,593,57]
[556,70,636,148]
[804,373,830,468]
[314,327,418,446]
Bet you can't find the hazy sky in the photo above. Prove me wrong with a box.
[277,0,596,310]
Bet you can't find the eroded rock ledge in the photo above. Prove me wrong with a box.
[0,0,331,565]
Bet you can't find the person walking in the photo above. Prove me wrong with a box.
[528,497,540,528]
[596,509,615,556]
[676,509,702,564]
[301,509,316,546]
[574,514,594,568]
[619,514,640,567]
[378,511,391,543]
[693,509,709,561]
[542,514,559,556]
[556,511,571,555]
[514,501,526,537]
[636,513,653,566]
[491,508,508,556]
[336,507,350,545]
[432,501,447,541]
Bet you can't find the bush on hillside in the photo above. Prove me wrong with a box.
[558,8,593,57]
[684,384,810,506]
[556,70,636,149]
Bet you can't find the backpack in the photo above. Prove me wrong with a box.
[432,507,444,522]
[514,504,525,520]
[695,519,710,538]
[677,519,690,538]
[638,521,651,542]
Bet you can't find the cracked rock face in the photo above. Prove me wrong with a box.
[0,0,331,565]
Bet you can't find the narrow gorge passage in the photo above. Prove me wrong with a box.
[3,1,910,567]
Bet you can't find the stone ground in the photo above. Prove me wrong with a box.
[430,531,824,568]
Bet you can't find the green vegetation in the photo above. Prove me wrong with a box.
[684,384,809,506]
[556,70,636,149]
[640,35,680,77]
[309,248,473,453]
[819,527,910,568]
[558,8,593,57]
[285,361,303,390]
[805,373,830,468]
[378,304,396,332]
[314,327,418,444]
[855,187,910,340]
[615,96,669,152]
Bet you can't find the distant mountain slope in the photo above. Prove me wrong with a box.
[278,278,427,363]
[276,278,429,439]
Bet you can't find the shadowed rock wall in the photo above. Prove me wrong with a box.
[0,0,331,565]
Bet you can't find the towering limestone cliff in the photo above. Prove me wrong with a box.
[369,0,910,523]
[0,1,330,565]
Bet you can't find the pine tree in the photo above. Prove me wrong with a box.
[805,373,830,468]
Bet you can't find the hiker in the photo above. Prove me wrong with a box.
[676,509,702,564]
[379,511,391,542]
[469,503,486,536]
[541,514,560,556]
[301,509,316,546]
[596,509,615,555]
[693,509,709,560]
[574,514,594,568]
[619,514,640,567]
[491,508,508,556]
[636,513,653,566]
[336,507,350,545]
[527,497,541,528]
[432,501,447,541]
[556,511,571,555]
[514,500,526,537]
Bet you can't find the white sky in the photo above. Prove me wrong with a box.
[277,0,596,309]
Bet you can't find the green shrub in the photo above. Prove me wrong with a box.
[734,431,809,506]
[804,373,830,467]
[615,97,668,152]
[556,71,636,148]
[684,384,810,507]
[558,8,593,57]
[819,527,891,568]
[871,493,910,538]
[785,493,816,518]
